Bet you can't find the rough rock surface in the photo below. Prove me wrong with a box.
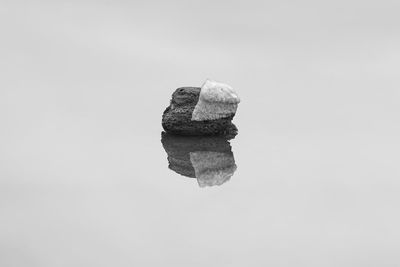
[161,132,237,187]
[162,86,238,137]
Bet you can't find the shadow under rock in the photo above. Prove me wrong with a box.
[161,132,237,187]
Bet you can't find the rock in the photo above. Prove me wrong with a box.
[161,132,237,187]
[162,80,240,136]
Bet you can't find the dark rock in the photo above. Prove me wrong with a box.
[161,132,237,187]
[162,87,238,137]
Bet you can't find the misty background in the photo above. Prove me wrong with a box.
[1,1,399,266]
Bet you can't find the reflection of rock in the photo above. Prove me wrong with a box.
[162,80,240,136]
[161,132,237,187]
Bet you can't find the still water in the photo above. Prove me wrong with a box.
[1,1,400,266]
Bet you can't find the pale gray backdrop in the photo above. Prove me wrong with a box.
[1,1,399,266]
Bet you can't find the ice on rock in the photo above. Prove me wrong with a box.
[191,80,240,121]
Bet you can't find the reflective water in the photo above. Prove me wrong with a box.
[161,133,237,187]
[1,1,400,266]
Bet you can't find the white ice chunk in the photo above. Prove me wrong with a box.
[191,79,240,121]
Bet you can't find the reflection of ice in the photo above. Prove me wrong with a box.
[161,132,237,187]
[190,151,237,187]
